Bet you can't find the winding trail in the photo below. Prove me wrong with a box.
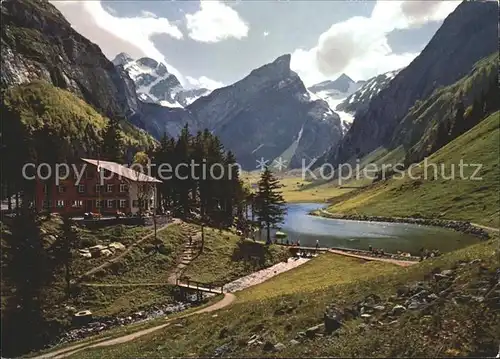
[470,222,499,233]
[328,249,416,267]
[34,222,418,358]
[76,219,181,282]
[34,293,236,359]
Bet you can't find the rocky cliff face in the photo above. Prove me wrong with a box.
[140,54,342,169]
[317,0,498,168]
[335,69,401,116]
[0,0,139,119]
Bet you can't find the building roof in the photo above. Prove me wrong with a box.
[81,158,162,183]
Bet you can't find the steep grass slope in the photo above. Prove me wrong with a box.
[2,80,156,157]
[325,111,500,228]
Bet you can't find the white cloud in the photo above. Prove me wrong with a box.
[186,75,224,90]
[263,31,270,37]
[51,1,186,85]
[185,0,249,43]
[291,0,460,86]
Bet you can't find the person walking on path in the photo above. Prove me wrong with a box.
[315,239,320,253]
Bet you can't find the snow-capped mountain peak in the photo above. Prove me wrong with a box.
[112,54,212,108]
[307,73,362,135]
[336,68,403,115]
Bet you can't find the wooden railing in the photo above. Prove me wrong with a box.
[176,278,224,294]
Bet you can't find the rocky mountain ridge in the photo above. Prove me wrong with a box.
[335,69,401,116]
[139,54,343,169]
[112,53,211,108]
[1,0,343,170]
[316,0,498,168]
[0,0,139,120]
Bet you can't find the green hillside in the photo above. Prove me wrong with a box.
[68,238,499,358]
[1,80,156,157]
[398,52,498,163]
[325,111,500,228]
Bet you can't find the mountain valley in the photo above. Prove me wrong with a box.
[1,1,499,358]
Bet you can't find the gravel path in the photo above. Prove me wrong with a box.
[224,257,311,293]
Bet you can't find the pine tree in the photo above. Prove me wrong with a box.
[254,167,287,244]
[53,215,78,296]
[2,209,52,354]
[101,118,124,162]
[174,124,192,217]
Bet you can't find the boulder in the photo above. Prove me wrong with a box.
[324,306,344,334]
[274,343,286,351]
[390,305,406,316]
[305,324,324,338]
[407,300,422,310]
[427,293,439,301]
[295,331,306,339]
[100,249,113,257]
[73,310,92,326]
[440,269,454,276]
[109,242,126,251]
[263,341,275,352]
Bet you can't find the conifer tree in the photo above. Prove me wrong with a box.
[254,167,287,244]
[2,209,52,353]
[101,117,124,162]
[53,215,78,296]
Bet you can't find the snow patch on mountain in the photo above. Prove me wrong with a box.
[113,53,213,108]
[336,69,403,115]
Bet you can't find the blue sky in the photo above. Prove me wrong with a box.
[52,1,460,88]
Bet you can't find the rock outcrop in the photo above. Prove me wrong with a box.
[1,0,139,119]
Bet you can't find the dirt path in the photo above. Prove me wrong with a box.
[328,249,416,267]
[224,257,311,293]
[76,219,180,282]
[167,228,201,285]
[470,222,499,233]
[38,293,236,359]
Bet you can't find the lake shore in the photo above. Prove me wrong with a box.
[311,209,491,239]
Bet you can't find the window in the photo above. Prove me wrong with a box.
[95,184,101,193]
[56,200,65,208]
[106,184,114,193]
[78,184,85,193]
[58,185,66,193]
[72,200,83,208]
[119,183,127,192]
[132,200,139,208]
[96,200,101,208]
[119,199,126,208]
[43,200,52,209]
[107,200,114,208]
